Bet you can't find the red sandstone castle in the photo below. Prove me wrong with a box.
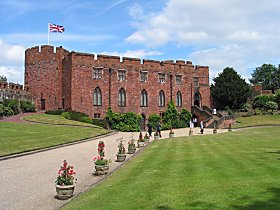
[24,45,212,122]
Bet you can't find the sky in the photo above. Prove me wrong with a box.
[1,0,280,84]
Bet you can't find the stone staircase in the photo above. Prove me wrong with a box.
[191,105,235,128]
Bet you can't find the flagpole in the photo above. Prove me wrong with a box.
[47,23,50,45]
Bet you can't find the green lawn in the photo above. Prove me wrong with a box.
[63,127,280,210]
[0,122,108,156]
[234,114,280,128]
[23,114,98,127]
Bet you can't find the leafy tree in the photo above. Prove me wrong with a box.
[250,64,280,93]
[178,109,192,127]
[275,89,280,107]
[211,67,251,109]
[0,75,7,82]
[163,101,179,129]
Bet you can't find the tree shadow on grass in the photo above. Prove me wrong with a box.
[231,188,280,210]
[266,151,280,155]
[153,205,173,210]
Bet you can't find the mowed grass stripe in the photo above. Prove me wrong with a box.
[0,122,108,156]
[63,127,280,210]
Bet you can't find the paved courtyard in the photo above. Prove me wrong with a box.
[0,119,227,210]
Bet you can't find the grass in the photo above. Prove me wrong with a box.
[23,114,98,127]
[0,122,109,156]
[233,114,280,128]
[62,127,280,210]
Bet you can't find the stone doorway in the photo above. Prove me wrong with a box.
[140,113,146,131]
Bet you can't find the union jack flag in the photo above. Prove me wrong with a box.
[49,23,65,33]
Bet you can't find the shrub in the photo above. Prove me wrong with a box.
[275,89,280,108]
[92,118,107,128]
[61,112,71,119]
[45,109,65,115]
[147,114,161,130]
[69,111,88,122]
[3,99,20,115]
[163,101,179,129]
[265,101,278,114]
[81,116,92,124]
[253,94,276,110]
[179,109,191,128]
[20,101,36,113]
[104,107,141,131]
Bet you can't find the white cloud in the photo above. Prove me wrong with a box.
[0,66,24,84]
[126,0,280,80]
[0,39,25,66]
[129,3,144,20]
[0,39,25,83]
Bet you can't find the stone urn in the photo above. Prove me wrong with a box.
[56,185,75,200]
[169,132,174,138]
[144,138,149,143]
[116,154,126,162]
[137,141,145,147]
[94,164,109,175]
[128,146,136,154]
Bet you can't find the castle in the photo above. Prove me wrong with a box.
[24,45,212,123]
[0,81,32,103]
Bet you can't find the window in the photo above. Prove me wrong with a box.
[140,71,148,82]
[141,90,148,107]
[176,75,182,85]
[118,88,126,106]
[118,70,126,81]
[159,112,164,118]
[194,77,199,86]
[176,91,182,107]
[158,73,166,83]
[158,90,165,107]
[94,113,101,118]
[92,67,103,79]
[93,87,102,106]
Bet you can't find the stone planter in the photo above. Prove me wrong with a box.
[56,185,75,200]
[128,147,136,154]
[94,164,109,175]
[154,135,160,140]
[144,138,149,143]
[169,133,174,138]
[137,141,145,147]
[116,154,126,162]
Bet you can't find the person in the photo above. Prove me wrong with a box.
[147,124,153,137]
[189,119,194,136]
[193,117,197,127]
[200,121,204,134]
[156,122,162,137]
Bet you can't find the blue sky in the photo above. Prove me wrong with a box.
[1,0,280,84]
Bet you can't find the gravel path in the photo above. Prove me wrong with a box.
[0,122,228,210]
[0,112,39,124]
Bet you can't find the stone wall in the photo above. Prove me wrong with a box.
[0,81,32,102]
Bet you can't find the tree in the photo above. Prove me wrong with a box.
[249,64,280,93]
[211,67,251,109]
[0,75,7,82]
[163,101,179,129]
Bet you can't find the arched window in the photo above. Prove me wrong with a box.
[93,87,102,106]
[158,90,165,107]
[194,92,201,107]
[176,91,182,107]
[118,88,126,106]
[141,90,148,107]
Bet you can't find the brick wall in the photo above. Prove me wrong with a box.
[25,45,211,118]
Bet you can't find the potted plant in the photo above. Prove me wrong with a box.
[169,128,174,138]
[116,137,126,162]
[93,141,110,175]
[228,123,232,132]
[137,132,145,147]
[127,134,136,154]
[154,131,160,140]
[144,132,150,143]
[55,160,77,200]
